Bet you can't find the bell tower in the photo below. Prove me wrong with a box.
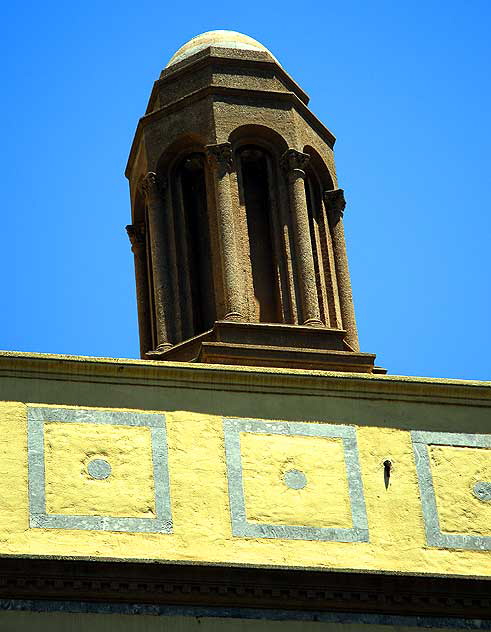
[126,30,383,373]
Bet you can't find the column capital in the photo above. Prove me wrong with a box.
[126,223,146,253]
[280,149,310,177]
[206,142,233,174]
[323,188,346,223]
[141,172,167,201]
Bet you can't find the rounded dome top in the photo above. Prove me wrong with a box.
[166,30,279,68]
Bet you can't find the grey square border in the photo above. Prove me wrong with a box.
[223,418,369,542]
[411,430,491,551]
[27,406,172,533]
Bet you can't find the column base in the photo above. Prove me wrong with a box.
[302,318,324,327]
[146,321,385,374]
[223,311,244,322]
[148,343,173,354]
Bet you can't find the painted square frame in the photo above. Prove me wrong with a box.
[411,430,491,551]
[223,418,369,542]
[27,406,172,533]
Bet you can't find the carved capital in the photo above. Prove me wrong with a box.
[141,172,167,202]
[323,188,346,223]
[280,149,310,176]
[126,223,145,253]
[206,142,233,175]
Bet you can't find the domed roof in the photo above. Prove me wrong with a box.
[166,30,279,68]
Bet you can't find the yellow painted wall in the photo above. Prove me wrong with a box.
[0,399,489,577]
[241,433,351,528]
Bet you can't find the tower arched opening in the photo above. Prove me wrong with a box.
[172,152,216,339]
[237,145,281,323]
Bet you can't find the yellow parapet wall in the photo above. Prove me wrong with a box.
[0,391,489,577]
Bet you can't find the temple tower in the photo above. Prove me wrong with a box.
[126,31,383,373]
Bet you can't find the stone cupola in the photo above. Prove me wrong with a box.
[126,30,383,373]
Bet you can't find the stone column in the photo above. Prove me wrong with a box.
[323,188,360,351]
[126,222,153,358]
[281,149,323,327]
[206,142,244,321]
[163,176,182,342]
[141,172,172,351]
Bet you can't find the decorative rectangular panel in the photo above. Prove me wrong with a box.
[0,397,485,577]
[223,418,368,542]
[412,431,491,551]
[27,406,172,533]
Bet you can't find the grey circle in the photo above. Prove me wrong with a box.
[472,482,491,502]
[87,459,112,480]
[283,469,307,490]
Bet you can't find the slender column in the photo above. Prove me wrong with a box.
[206,142,244,321]
[141,172,172,351]
[163,177,181,341]
[126,223,153,358]
[323,188,360,351]
[281,149,323,327]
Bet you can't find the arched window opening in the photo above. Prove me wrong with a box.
[176,153,215,336]
[239,146,280,323]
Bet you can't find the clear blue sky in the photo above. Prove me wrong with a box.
[1,0,490,380]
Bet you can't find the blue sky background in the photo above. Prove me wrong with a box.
[1,0,490,380]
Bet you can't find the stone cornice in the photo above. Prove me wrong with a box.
[125,85,336,180]
[158,47,310,105]
[0,350,489,418]
[0,558,489,620]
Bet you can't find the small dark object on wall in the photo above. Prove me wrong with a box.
[383,459,392,489]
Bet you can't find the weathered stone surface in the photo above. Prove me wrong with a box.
[125,31,376,370]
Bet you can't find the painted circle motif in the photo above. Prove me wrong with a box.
[87,458,112,480]
[283,468,307,490]
[472,481,491,502]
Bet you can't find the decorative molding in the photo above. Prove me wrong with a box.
[154,342,173,352]
[1,351,490,421]
[141,172,167,201]
[206,142,233,174]
[0,559,489,620]
[280,149,310,175]
[323,188,346,224]
[141,171,158,198]
[223,418,368,542]
[27,406,173,534]
[125,223,146,252]
[411,430,491,551]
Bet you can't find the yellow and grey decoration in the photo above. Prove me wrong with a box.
[0,401,489,577]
